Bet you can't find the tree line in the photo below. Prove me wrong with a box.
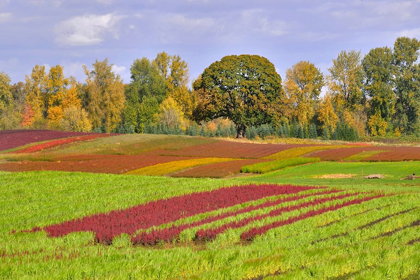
[0,37,419,139]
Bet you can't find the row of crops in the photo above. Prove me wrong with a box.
[21,184,388,247]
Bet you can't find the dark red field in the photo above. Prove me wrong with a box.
[0,130,102,151]
[0,155,200,174]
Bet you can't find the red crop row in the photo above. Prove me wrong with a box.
[308,146,420,161]
[364,147,420,161]
[195,192,363,241]
[146,141,313,159]
[241,194,384,241]
[11,134,111,153]
[172,159,269,178]
[0,155,200,174]
[131,189,341,245]
[0,130,98,152]
[33,184,315,244]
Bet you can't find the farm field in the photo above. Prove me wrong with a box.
[0,131,419,279]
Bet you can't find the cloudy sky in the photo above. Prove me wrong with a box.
[1,0,419,85]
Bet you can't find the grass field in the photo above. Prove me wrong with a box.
[0,132,419,279]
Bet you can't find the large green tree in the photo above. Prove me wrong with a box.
[193,55,283,137]
[392,37,420,134]
[123,57,166,132]
[362,47,395,136]
[83,59,125,133]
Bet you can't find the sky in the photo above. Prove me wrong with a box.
[1,0,420,86]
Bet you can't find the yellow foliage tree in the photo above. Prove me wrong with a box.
[62,82,82,110]
[317,94,338,130]
[84,59,125,133]
[24,65,47,128]
[157,96,185,128]
[368,112,387,136]
[46,65,70,130]
[60,106,92,132]
[283,61,324,124]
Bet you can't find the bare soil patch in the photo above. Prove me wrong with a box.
[313,174,356,179]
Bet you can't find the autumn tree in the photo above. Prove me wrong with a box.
[62,79,82,110]
[84,59,125,133]
[392,37,420,134]
[283,61,324,124]
[156,96,185,128]
[193,55,283,137]
[10,82,26,107]
[24,65,47,128]
[362,47,395,136]
[45,65,69,129]
[328,50,365,113]
[154,52,194,117]
[0,72,20,129]
[0,72,12,113]
[60,106,92,132]
[317,94,338,132]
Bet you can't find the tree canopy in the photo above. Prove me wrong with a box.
[193,55,283,137]
[283,61,324,124]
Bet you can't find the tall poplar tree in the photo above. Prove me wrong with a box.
[84,59,125,133]
[328,50,365,112]
[362,47,395,136]
[46,65,69,129]
[392,37,420,134]
[24,65,48,127]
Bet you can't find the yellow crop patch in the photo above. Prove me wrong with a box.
[125,157,235,176]
[264,145,351,160]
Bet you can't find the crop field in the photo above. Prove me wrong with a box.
[0,130,107,152]
[1,131,419,279]
[306,146,420,161]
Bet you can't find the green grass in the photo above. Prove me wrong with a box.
[244,161,420,192]
[241,157,320,174]
[1,167,419,279]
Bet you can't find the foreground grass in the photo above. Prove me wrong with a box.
[1,166,419,279]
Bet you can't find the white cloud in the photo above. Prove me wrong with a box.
[398,28,420,39]
[111,64,126,75]
[0,12,12,23]
[62,62,86,81]
[54,14,123,46]
[112,64,129,83]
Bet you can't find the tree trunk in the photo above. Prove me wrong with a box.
[236,124,246,138]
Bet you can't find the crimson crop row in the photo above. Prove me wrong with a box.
[28,184,316,244]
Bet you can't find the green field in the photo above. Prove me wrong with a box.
[1,133,419,279]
